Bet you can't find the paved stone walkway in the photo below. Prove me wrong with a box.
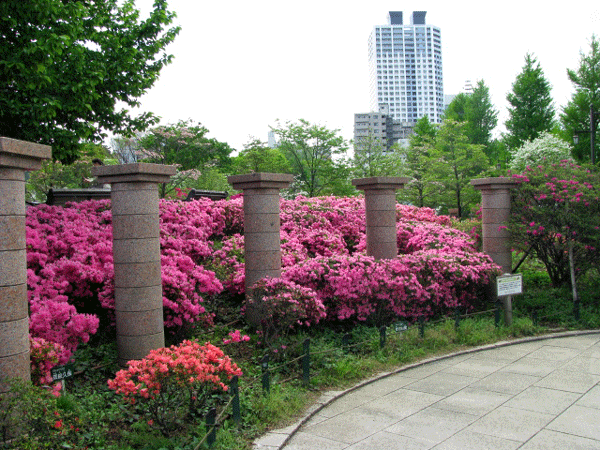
[253,331,600,450]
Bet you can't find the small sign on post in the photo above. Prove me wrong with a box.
[497,273,523,297]
[496,273,523,327]
[51,363,75,393]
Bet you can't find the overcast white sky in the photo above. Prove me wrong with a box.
[130,0,600,153]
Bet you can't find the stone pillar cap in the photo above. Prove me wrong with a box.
[92,163,176,184]
[352,176,412,190]
[0,137,51,170]
[228,172,294,190]
[471,177,518,191]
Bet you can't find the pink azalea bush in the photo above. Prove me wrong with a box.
[30,336,64,386]
[108,340,242,435]
[26,194,500,366]
[247,277,326,345]
[509,161,600,287]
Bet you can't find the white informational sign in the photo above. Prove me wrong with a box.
[497,273,523,297]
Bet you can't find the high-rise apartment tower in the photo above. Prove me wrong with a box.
[368,11,443,125]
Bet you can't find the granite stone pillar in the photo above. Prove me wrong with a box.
[227,173,293,325]
[0,137,51,392]
[352,177,411,260]
[471,178,518,274]
[92,163,175,366]
[472,177,518,326]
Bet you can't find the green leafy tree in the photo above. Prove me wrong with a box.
[465,80,499,151]
[25,143,113,202]
[270,119,350,197]
[0,0,180,163]
[426,120,489,218]
[231,138,291,174]
[505,53,556,151]
[560,35,600,164]
[351,134,402,179]
[133,120,233,197]
[397,116,439,207]
[444,93,470,123]
[444,81,499,159]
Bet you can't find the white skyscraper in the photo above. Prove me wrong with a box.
[368,11,443,125]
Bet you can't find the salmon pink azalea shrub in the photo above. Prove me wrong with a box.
[108,341,242,435]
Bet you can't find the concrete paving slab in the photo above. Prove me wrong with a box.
[404,372,476,396]
[280,431,347,450]
[526,345,582,361]
[576,384,600,409]
[561,355,600,374]
[432,429,521,450]
[346,430,433,450]
[518,429,600,449]
[543,335,600,348]
[466,406,554,442]
[361,389,443,420]
[534,369,600,393]
[498,356,558,377]
[434,387,512,416]
[547,404,600,440]
[355,373,415,397]
[384,406,478,445]
[439,357,508,378]
[503,386,580,415]
[302,407,398,444]
[469,370,541,395]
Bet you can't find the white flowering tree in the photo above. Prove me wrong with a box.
[509,132,573,171]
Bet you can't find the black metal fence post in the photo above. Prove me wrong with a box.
[230,375,241,427]
[342,333,350,353]
[454,307,461,330]
[261,354,270,394]
[302,338,310,387]
[206,407,216,447]
[418,316,425,338]
[379,326,386,349]
[495,299,502,327]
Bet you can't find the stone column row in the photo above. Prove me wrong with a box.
[0,138,51,392]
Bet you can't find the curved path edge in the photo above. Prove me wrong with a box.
[252,329,600,449]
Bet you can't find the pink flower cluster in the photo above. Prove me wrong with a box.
[30,336,64,386]
[248,277,327,329]
[222,329,250,345]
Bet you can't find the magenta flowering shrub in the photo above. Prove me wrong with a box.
[510,161,600,287]
[26,193,500,367]
[282,251,499,325]
[247,277,326,345]
[30,336,64,386]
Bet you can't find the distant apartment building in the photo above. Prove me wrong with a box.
[354,105,413,152]
[368,11,443,125]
